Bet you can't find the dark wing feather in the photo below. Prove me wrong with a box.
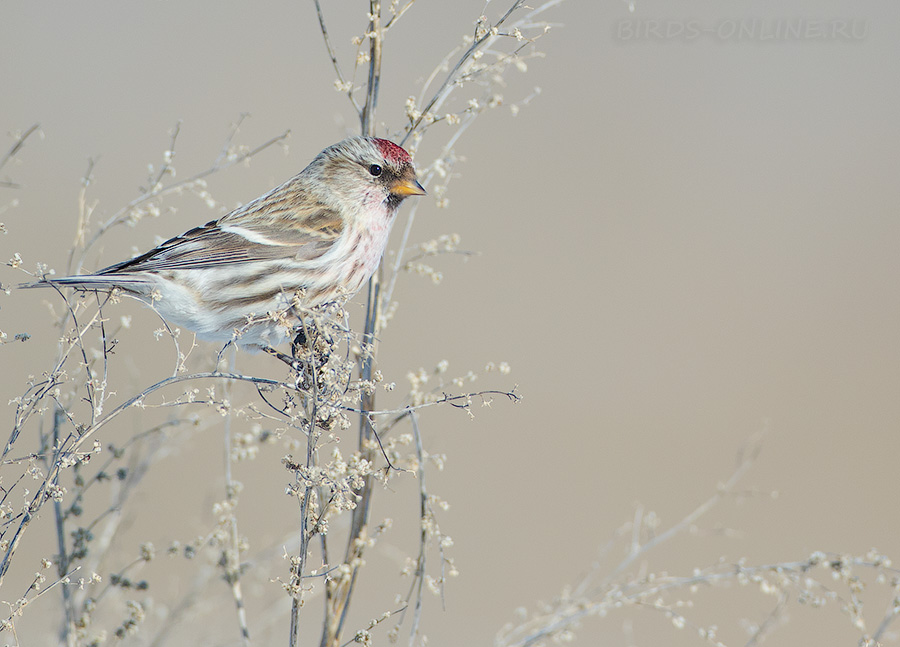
[99,205,342,275]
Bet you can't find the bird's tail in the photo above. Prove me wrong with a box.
[19,274,150,291]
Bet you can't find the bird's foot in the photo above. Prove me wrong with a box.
[263,346,303,372]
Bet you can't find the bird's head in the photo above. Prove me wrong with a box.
[313,137,425,216]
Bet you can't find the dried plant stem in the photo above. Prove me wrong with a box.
[0,123,40,187]
[48,408,76,647]
[496,437,766,647]
[4,295,104,455]
[407,412,427,645]
[360,1,382,138]
[0,370,288,587]
[383,0,417,31]
[400,0,560,148]
[602,436,761,588]
[400,0,524,145]
[290,333,321,647]
[872,597,900,643]
[318,3,384,646]
[312,0,361,116]
[222,347,252,646]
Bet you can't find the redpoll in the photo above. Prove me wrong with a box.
[31,137,425,351]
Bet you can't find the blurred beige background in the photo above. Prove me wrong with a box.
[3,0,900,645]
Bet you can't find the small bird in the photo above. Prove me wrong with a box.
[30,137,425,353]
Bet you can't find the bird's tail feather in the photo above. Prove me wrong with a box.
[19,274,150,290]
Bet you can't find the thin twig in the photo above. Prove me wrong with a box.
[400,0,527,145]
[0,124,40,177]
[871,594,900,643]
[312,0,362,116]
[384,0,417,30]
[601,436,762,587]
[0,370,294,588]
[744,591,789,647]
[222,346,252,646]
[290,320,320,647]
[407,412,427,645]
[360,2,382,137]
[48,408,76,646]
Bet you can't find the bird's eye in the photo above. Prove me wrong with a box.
[369,164,383,177]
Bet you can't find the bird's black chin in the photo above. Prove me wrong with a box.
[385,193,405,210]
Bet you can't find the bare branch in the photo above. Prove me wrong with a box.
[0,124,40,180]
[312,0,362,116]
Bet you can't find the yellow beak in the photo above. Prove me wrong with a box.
[391,178,426,197]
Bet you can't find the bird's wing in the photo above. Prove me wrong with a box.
[99,204,343,274]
